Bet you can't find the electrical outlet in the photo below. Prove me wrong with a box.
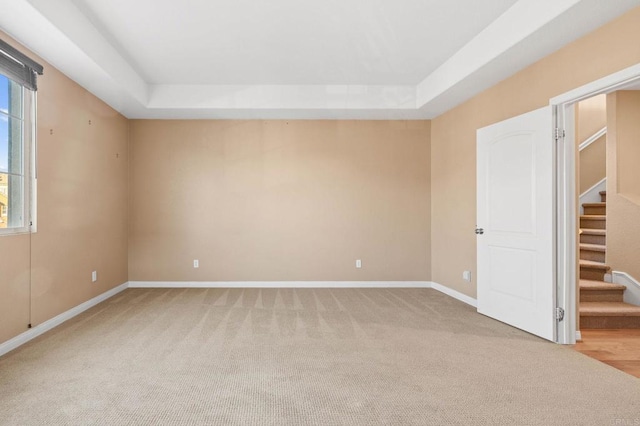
[91,271,97,282]
[193,259,199,268]
[356,259,362,269]
[462,271,471,282]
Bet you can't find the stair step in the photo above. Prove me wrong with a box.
[580,260,610,270]
[581,302,640,316]
[599,191,607,202]
[580,280,625,291]
[580,302,640,328]
[580,280,625,302]
[579,243,606,262]
[580,215,606,230]
[581,229,606,235]
[582,202,606,215]
[580,228,606,245]
[580,260,611,281]
[579,243,606,252]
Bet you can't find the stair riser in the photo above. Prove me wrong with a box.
[580,218,606,229]
[580,234,606,245]
[583,206,606,215]
[580,316,640,329]
[580,268,607,281]
[580,290,624,303]
[579,249,605,263]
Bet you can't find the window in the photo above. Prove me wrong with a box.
[0,74,28,230]
[0,39,42,234]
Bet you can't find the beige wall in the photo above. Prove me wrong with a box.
[431,7,640,298]
[0,32,129,343]
[0,234,30,343]
[579,136,606,195]
[606,91,640,280]
[577,94,607,143]
[577,95,607,194]
[129,120,431,282]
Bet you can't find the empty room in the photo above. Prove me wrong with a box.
[1,0,640,424]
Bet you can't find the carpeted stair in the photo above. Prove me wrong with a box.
[579,191,640,328]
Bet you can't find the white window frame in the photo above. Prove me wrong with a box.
[0,74,36,236]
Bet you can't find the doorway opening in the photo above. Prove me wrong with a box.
[552,63,640,348]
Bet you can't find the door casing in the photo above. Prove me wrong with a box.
[551,63,640,344]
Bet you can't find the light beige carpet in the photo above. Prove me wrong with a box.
[0,288,638,425]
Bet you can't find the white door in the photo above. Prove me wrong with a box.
[476,106,555,341]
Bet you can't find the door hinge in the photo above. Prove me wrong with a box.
[555,307,565,322]
[554,128,565,141]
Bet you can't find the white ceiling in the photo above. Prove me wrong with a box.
[1,0,640,119]
[74,0,518,86]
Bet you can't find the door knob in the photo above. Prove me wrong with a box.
[475,228,484,235]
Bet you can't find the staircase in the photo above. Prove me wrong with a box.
[579,191,640,328]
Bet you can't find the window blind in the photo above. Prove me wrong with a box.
[0,38,44,91]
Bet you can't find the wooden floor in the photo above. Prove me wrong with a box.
[572,329,640,378]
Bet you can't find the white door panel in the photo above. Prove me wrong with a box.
[477,106,555,341]
[488,134,535,234]
[488,247,536,301]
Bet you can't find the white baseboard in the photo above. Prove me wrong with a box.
[612,271,640,306]
[130,280,479,307]
[128,281,431,289]
[0,282,129,358]
[428,282,478,308]
[578,127,606,151]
